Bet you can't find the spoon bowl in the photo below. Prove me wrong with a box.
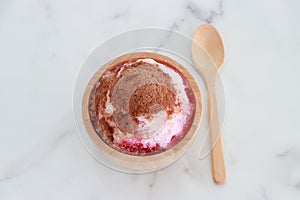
[193,24,224,69]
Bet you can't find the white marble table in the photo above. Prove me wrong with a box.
[1,0,300,199]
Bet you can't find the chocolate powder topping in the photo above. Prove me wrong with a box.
[129,83,178,122]
[111,63,176,134]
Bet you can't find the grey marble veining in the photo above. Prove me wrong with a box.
[186,0,223,23]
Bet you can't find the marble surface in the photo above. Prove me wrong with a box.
[0,0,300,199]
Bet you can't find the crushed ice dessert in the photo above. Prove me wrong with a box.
[88,57,196,156]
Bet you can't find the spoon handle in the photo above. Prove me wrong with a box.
[208,84,226,184]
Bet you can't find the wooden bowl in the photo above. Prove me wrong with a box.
[82,52,202,171]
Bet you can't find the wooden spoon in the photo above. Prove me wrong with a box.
[192,24,226,184]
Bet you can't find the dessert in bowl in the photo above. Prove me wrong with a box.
[82,52,202,171]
